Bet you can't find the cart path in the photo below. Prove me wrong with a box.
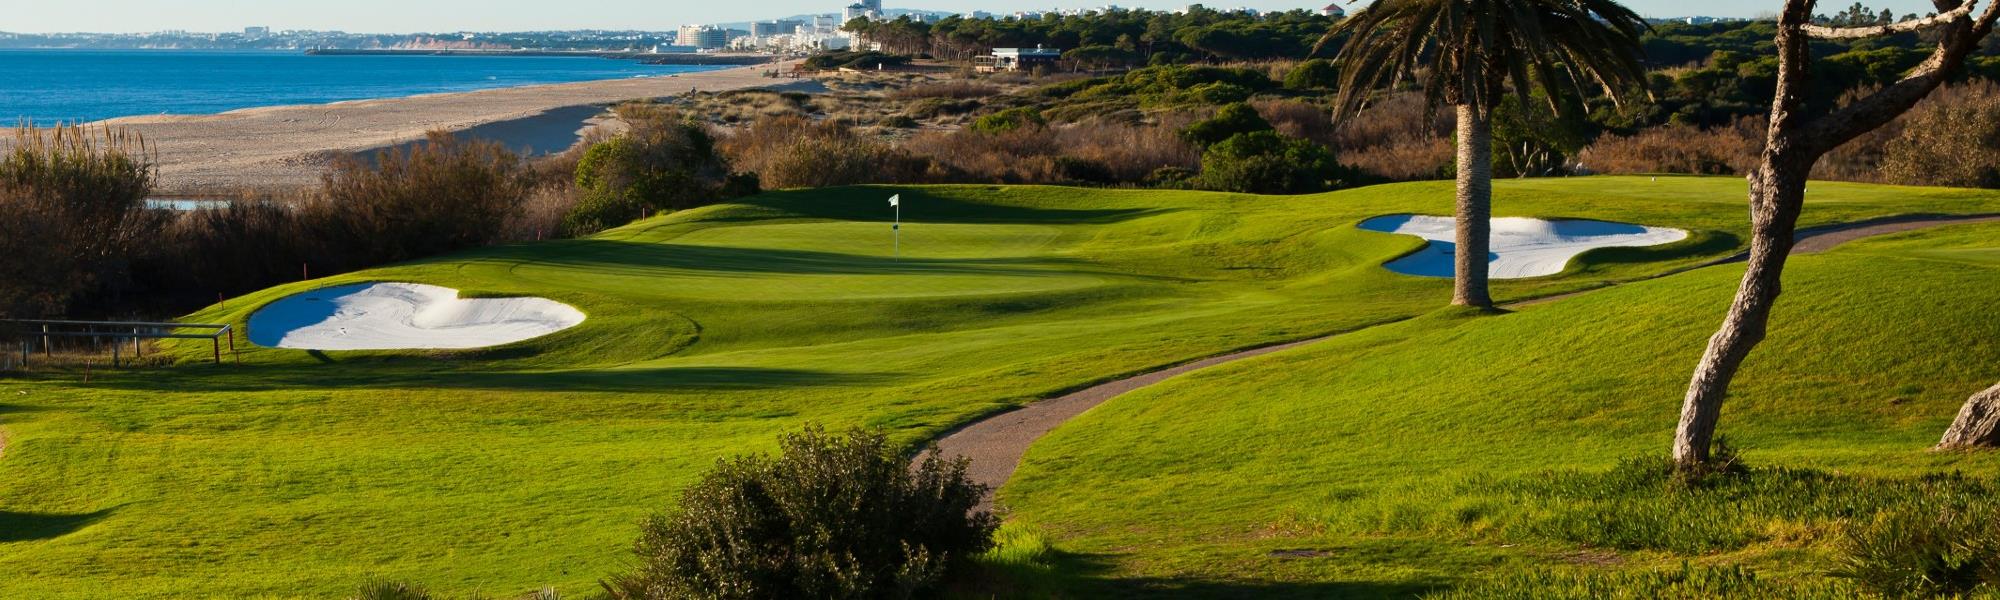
[929,213,2000,512]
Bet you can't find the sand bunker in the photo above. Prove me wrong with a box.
[248,283,584,350]
[1358,215,1688,279]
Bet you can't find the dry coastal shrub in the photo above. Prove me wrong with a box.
[0,125,152,319]
[719,115,936,189]
[1577,118,1761,176]
[1880,80,2000,188]
[311,131,528,267]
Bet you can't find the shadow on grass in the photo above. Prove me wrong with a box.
[0,508,115,542]
[968,548,1443,600]
[80,365,900,394]
[529,241,1095,279]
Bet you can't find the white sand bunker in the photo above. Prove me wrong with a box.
[248,282,584,350]
[1358,215,1688,279]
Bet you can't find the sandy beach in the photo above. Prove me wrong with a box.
[92,61,795,195]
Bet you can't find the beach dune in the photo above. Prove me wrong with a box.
[95,62,792,195]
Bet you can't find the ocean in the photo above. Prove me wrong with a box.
[0,49,720,124]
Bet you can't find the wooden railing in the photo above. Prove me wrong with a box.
[4,319,236,368]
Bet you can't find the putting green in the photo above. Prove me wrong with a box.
[0,178,1995,598]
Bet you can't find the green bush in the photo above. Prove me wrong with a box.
[1180,103,1274,148]
[1284,59,1340,90]
[1837,503,2000,598]
[1195,131,1344,194]
[1144,166,1198,188]
[1068,65,1276,109]
[971,108,1046,134]
[609,425,997,600]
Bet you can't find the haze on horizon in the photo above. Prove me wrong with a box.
[5,0,1945,34]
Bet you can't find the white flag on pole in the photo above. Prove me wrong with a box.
[889,194,900,207]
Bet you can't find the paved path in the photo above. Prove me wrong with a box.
[930,213,2000,512]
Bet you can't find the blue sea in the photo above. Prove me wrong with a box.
[0,49,719,124]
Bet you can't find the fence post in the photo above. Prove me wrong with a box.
[212,337,221,365]
[133,328,142,358]
[42,324,51,358]
[112,339,119,368]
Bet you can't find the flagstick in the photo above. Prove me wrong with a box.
[893,201,901,258]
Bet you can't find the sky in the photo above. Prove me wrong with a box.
[2,1,1948,34]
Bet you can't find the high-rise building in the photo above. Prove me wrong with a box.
[676,25,728,50]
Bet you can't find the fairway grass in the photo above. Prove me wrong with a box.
[1002,221,2000,596]
[0,177,1995,597]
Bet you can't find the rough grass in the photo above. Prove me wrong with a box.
[1001,220,2000,596]
[0,177,1995,597]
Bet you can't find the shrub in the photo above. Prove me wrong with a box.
[1180,102,1274,148]
[721,115,935,189]
[885,81,1001,101]
[803,51,911,71]
[1283,59,1340,90]
[901,116,1197,186]
[1880,80,2000,188]
[0,125,151,320]
[564,105,745,235]
[1576,118,1760,176]
[1196,131,1345,194]
[316,131,528,266]
[609,425,996,600]
[1837,503,2000,598]
[970,108,1045,134]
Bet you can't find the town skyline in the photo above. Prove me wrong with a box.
[3,0,1946,34]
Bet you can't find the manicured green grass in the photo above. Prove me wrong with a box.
[0,177,1993,598]
[1001,221,2000,596]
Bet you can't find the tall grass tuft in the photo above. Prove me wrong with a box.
[1427,564,1865,599]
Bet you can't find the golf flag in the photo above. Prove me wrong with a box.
[889,194,900,207]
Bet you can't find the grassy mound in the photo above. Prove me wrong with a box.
[0,177,1993,597]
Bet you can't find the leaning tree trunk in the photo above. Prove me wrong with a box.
[1938,382,2000,449]
[1670,0,2000,468]
[1453,104,1494,309]
[1673,165,1807,464]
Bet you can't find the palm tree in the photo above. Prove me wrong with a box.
[1321,0,1648,307]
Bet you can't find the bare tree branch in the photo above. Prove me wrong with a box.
[1803,0,1979,38]
[1800,0,2000,155]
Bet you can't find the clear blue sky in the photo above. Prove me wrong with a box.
[4,1,1946,34]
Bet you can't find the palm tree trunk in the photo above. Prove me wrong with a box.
[1672,164,1805,465]
[1938,381,2000,450]
[1453,104,1494,308]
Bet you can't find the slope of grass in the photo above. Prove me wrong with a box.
[0,177,1994,597]
[1001,221,2000,596]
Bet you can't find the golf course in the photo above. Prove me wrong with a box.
[1,176,1997,597]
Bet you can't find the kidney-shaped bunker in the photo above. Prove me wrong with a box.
[248,282,585,351]
[1358,215,1689,279]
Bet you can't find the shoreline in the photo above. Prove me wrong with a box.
[73,60,798,195]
